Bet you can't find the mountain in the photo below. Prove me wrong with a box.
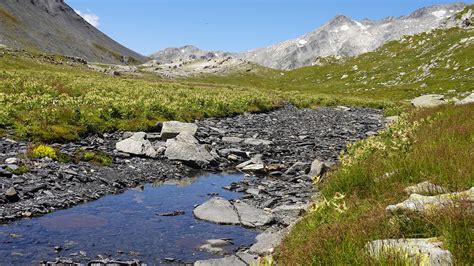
[0,0,146,64]
[237,3,467,70]
[149,45,232,64]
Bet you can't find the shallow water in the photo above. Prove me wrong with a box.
[0,173,258,264]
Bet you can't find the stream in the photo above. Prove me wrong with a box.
[0,173,258,264]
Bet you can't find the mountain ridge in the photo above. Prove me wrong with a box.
[237,3,467,70]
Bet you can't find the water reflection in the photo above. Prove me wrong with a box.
[0,173,257,264]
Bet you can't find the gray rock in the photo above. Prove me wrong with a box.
[236,154,263,169]
[455,92,474,105]
[250,227,289,255]
[404,181,448,195]
[160,121,198,140]
[165,132,216,168]
[284,162,310,176]
[5,187,17,198]
[411,94,447,108]
[367,238,453,265]
[242,163,265,173]
[222,137,244,144]
[115,132,157,158]
[5,158,18,164]
[193,197,240,225]
[194,256,246,266]
[272,204,308,226]
[308,159,327,177]
[243,138,273,146]
[234,201,273,227]
[235,252,259,265]
[386,187,473,214]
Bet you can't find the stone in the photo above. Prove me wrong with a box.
[5,187,18,199]
[234,202,273,227]
[250,227,289,255]
[165,132,216,168]
[194,256,246,266]
[160,121,198,140]
[193,197,240,225]
[385,116,399,124]
[386,187,473,214]
[222,137,244,144]
[411,94,447,108]
[367,238,453,266]
[242,163,265,173]
[455,92,474,105]
[5,158,18,164]
[404,181,448,195]
[284,162,310,176]
[115,132,157,158]
[236,154,263,169]
[243,138,273,146]
[272,204,308,226]
[308,159,327,177]
[235,252,259,265]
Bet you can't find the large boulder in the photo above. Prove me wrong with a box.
[367,238,453,265]
[160,121,198,140]
[193,197,240,225]
[455,92,474,105]
[164,132,216,168]
[115,132,157,157]
[411,94,446,108]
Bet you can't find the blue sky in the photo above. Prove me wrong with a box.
[66,0,467,55]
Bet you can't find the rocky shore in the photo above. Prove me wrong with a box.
[0,105,385,264]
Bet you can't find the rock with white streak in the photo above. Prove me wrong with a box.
[386,187,473,214]
[367,238,453,265]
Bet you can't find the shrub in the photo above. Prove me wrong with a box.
[75,149,112,166]
[29,144,58,160]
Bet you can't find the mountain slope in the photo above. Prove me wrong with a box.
[0,0,146,64]
[149,45,232,64]
[238,3,466,70]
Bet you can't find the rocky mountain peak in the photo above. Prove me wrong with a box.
[237,3,466,70]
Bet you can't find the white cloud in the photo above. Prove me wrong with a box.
[75,9,100,28]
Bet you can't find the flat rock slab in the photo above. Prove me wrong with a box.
[367,238,453,265]
[194,198,273,228]
[234,201,273,227]
[194,256,246,266]
[193,197,240,225]
[250,227,289,255]
[411,94,446,108]
[386,187,473,214]
[165,132,215,168]
[161,121,198,140]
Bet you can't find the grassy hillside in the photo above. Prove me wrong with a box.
[189,27,474,113]
[1,26,473,142]
[276,103,473,265]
